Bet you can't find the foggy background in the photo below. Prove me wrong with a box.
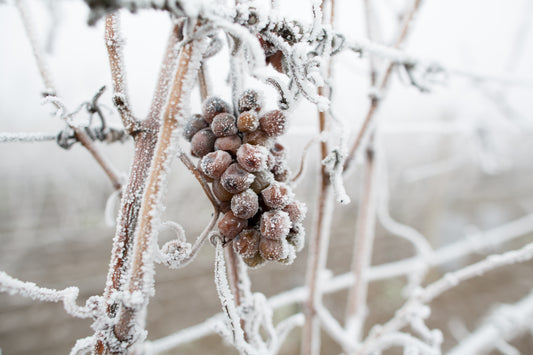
[1,0,533,354]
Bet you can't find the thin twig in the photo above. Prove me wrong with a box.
[301,0,335,353]
[105,13,137,134]
[343,0,424,173]
[344,148,377,344]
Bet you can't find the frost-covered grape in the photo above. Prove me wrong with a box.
[261,183,292,209]
[272,163,290,182]
[278,244,296,265]
[200,150,232,179]
[286,223,305,252]
[259,238,285,261]
[259,110,287,137]
[237,111,259,133]
[220,163,255,194]
[236,143,269,172]
[202,96,230,123]
[211,113,238,137]
[218,211,247,240]
[238,89,262,113]
[191,128,216,157]
[260,210,291,240]
[183,114,208,141]
[270,142,286,159]
[282,200,306,224]
[212,179,234,202]
[197,159,214,183]
[233,228,260,258]
[250,170,274,194]
[243,130,271,147]
[231,189,259,219]
[242,252,265,268]
[215,135,242,155]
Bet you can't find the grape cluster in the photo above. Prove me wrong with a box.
[183,90,306,267]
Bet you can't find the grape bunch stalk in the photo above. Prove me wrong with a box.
[183,90,306,267]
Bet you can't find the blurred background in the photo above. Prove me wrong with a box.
[1,0,533,354]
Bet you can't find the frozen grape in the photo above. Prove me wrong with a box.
[197,159,214,183]
[237,111,259,133]
[236,143,269,172]
[215,135,242,155]
[211,113,238,137]
[191,128,216,157]
[242,252,265,268]
[250,170,274,194]
[202,96,230,123]
[272,163,290,182]
[183,114,208,141]
[261,183,292,209]
[243,130,271,147]
[287,223,305,252]
[219,200,232,213]
[200,150,232,179]
[278,244,296,265]
[238,89,262,113]
[231,189,259,219]
[260,210,291,240]
[218,211,247,240]
[212,179,234,202]
[233,228,260,258]
[259,110,287,137]
[282,200,306,224]
[259,238,285,261]
[270,142,286,159]
[220,163,255,194]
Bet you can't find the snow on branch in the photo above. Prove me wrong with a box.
[0,132,57,143]
[0,271,99,319]
[447,291,533,355]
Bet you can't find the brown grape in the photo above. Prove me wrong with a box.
[211,113,238,137]
[260,210,291,240]
[200,150,232,179]
[236,143,269,172]
[212,179,234,202]
[259,110,287,137]
[261,183,292,209]
[202,96,230,123]
[183,114,208,141]
[242,252,265,268]
[282,200,306,224]
[220,163,255,194]
[259,238,285,261]
[237,111,259,133]
[233,228,260,258]
[250,170,274,194]
[215,135,242,155]
[218,211,247,240]
[191,128,216,157]
[231,189,259,219]
[243,130,271,147]
[286,223,305,252]
[238,89,262,113]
